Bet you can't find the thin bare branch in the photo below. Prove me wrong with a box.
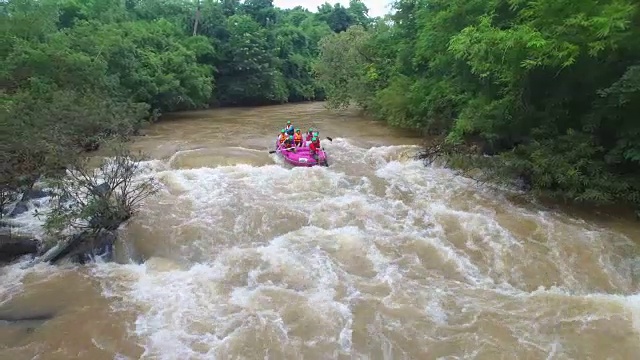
[44,142,159,236]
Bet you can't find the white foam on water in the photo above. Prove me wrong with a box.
[5,140,640,358]
[2,196,53,239]
[0,261,67,306]
[91,142,640,358]
[0,262,34,306]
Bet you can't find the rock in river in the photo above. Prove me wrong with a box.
[0,229,39,263]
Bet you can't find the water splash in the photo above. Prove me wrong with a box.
[3,140,640,359]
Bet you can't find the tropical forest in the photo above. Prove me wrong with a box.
[2,1,640,358]
[3,0,640,210]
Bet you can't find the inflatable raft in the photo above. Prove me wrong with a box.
[274,139,328,167]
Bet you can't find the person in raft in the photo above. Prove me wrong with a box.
[309,137,321,161]
[285,121,295,136]
[313,131,321,147]
[305,128,314,142]
[293,129,303,147]
[282,135,296,151]
[278,129,288,144]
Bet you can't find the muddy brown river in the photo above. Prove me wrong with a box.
[2,102,640,359]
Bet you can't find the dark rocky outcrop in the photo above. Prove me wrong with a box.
[0,230,39,263]
[21,188,51,201]
[43,229,117,264]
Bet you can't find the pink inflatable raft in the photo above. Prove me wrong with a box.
[273,139,328,167]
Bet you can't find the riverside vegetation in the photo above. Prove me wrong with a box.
[1,0,639,263]
[0,0,374,262]
[315,0,640,209]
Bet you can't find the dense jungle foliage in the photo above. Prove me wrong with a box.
[3,0,640,213]
[0,0,372,209]
[315,0,640,208]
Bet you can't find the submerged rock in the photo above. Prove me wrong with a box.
[0,312,55,333]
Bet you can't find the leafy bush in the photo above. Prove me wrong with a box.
[44,142,160,235]
[316,0,640,208]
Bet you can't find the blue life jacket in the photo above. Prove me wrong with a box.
[285,125,295,135]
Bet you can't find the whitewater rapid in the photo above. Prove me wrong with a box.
[2,138,640,359]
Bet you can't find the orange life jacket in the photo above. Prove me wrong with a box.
[294,133,302,142]
[278,134,287,143]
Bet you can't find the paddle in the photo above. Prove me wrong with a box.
[269,144,283,154]
[321,137,332,152]
[319,137,330,166]
[269,145,294,154]
[269,145,281,154]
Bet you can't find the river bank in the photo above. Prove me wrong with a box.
[3,102,640,265]
[1,103,640,359]
[3,101,640,263]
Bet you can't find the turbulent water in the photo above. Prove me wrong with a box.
[2,103,640,359]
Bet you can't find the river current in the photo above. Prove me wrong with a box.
[1,102,640,359]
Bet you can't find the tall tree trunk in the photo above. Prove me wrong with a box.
[193,0,201,36]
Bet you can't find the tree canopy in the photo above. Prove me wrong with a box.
[315,0,640,208]
[0,0,372,205]
[3,0,640,212]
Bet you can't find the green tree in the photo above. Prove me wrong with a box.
[214,14,287,104]
[1,0,370,209]
[316,0,640,207]
[315,25,374,108]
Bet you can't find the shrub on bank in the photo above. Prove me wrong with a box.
[314,1,640,209]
